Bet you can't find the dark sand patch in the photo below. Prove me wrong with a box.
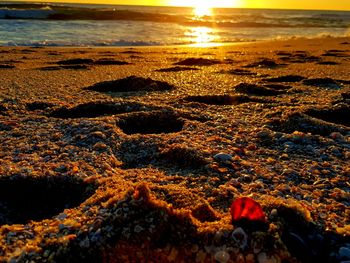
[222,68,261,76]
[0,175,96,225]
[156,66,200,72]
[57,58,94,65]
[322,50,349,57]
[159,144,209,169]
[234,83,284,96]
[317,61,339,65]
[183,94,271,105]
[49,101,147,119]
[302,78,341,89]
[244,58,283,68]
[262,84,292,90]
[0,64,15,69]
[268,111,349,136]
[305,105,350,128]
[40,65,90,70]
[26,101,55,111]
[279,52,321,63]
[174,58,221,66]
[117,110,184,135]
[86,76,175,93]
[263,75,305,83]
[93,58,129,65]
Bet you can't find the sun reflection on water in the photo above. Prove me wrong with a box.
[193,6,212,17]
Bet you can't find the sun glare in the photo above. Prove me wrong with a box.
[193,5,212,17]
[168,0,236,9]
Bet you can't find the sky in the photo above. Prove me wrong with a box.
[13,0,350,10]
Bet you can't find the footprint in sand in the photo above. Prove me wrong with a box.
[233,83,286,96]
[0,175,96,225]
[302,78,342,89]
[85,76,175,93]
[267,106,350,136]
[156,66,200,72]
[117,110,184,135]
[48,101,151,119]
[174,58,222,66]
[183,94,272,105]
[263,75,305,83]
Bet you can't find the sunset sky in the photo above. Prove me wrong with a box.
[17,0,350,10]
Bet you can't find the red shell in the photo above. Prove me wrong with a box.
[230,197,266,222]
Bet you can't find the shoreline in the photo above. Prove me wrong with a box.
[0,36,349,262]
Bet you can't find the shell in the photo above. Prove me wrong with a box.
[230,197,266,222]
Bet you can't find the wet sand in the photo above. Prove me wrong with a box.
[0,37,349,262]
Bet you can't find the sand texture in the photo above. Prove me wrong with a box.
[0,37,349,262]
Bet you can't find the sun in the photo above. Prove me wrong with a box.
[168,0,236,9]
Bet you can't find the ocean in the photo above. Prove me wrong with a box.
[0,2,350,46]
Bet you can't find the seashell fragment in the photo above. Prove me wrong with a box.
[230,197,266,222]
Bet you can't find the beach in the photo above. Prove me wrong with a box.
[0,36,349,262]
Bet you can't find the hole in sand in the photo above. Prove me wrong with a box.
[49,101,146,119]
[302,78,341,89]
[27,101,55,111]
[86,76,175,93]
[184,94,270,105]
[156,66,199,72]
[118,111,184,135]
[234,83,284,96]
[263,75,305,83]
[306,106,350,127]
[174,58,221,66]
[268,111,349,136]
[0,175,96,225]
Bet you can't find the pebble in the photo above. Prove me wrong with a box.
[231,227,248,249]
[257,252,278,263]
[339,247,350,260]
[213,153,233,162]
[214,250,230,263]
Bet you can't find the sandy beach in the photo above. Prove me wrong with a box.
[0,37,349,262]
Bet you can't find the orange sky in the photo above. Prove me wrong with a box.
[17,0,350,10]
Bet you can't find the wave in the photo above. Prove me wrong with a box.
[0,3,349,29]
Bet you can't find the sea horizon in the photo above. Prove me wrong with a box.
[1,2,350,47]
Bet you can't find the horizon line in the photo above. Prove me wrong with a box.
[3,0,350,12]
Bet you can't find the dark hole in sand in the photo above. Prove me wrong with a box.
[0,104,7,113]
[244,58,282,68]
[302,78,341,89]
[27,101,55,111]
[317,61,339,65]
[0,175,96,225]
[118,111,184,135]
[224,68,258,76]
[93,58,129,65]
[174,58,221,66]
[263,75,305,83]
[0,64,15,69]
[268,111,349,136]
[57,58,94,65]
[156,66,199,72]
[234,83,283,96]
[49,101,144,119]
[184,94,270,105]
[272,205,347,263]
[306,106,350,127]
[86,76,175,93]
